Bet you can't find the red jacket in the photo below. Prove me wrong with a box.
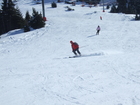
[70,41,79,50]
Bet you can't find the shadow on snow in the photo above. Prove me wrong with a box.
[63,52,104,59]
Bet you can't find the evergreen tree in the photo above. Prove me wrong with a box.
[128,0,140,20]
[135,0,140,14]
[110,5,117,13]
[106,5,110,9]
[51,2,57,8]
[24,11,31,32]
[30,8,45,29]
[11,6,25,29]
[117,0,127,13]
[0,10,5,35]
[0,0,25,35]
[24,25,30,32]
[110,0,140,20]
[80,0,100,5]
[25,11,31,22]
[127,3,136,14]
[1,0,13,32]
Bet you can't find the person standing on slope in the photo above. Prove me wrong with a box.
[70,41,81,56]
[96,25,101,35]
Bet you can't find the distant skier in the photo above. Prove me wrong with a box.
[70,41,81,56]
[96,25,101,35]
[100,16,102,20]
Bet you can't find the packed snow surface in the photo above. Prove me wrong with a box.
[0,0,140,105]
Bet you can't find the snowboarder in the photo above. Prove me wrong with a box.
[70,41,81,56]
[96,25,101,35]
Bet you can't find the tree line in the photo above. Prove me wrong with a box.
[110,0,140,20]
[79,0,101,5]
[0,0,45,36]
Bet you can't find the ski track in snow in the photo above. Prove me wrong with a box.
[0,0,140,105]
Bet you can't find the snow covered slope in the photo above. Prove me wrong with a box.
[0,1,140,105]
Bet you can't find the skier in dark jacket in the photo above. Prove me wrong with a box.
[70,41,81,56]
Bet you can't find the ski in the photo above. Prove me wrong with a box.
[69,55,81,58]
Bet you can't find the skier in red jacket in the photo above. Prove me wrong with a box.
[70,41,81,56]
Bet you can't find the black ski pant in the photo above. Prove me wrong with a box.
[73,48,81,55]
[96,30,100,35]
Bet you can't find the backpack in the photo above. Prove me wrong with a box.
[74,42,79,47]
